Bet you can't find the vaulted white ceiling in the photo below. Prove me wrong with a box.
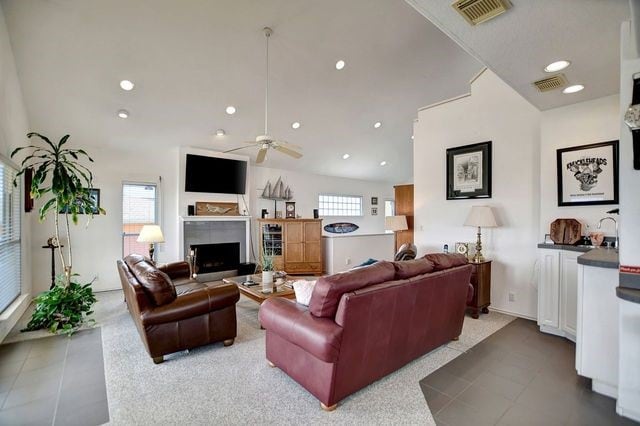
[407,0,630,111]
[1,0,482,183]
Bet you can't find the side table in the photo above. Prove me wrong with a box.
[467,260,492,319]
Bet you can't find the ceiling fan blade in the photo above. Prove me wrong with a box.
[223,146,252,153]
[274,140,302,150]
[273,145,303,159]
[243,140,261,144]
[256,147,268,164]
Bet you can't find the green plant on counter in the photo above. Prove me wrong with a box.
[261,248,274,272]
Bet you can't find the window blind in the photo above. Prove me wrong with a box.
[0,159,21,313]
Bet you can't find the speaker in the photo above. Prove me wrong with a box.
[238,263,256,275]
[313,209,319,219]
[188,205,195,216]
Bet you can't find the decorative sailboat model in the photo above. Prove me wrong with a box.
[261,177,292,201]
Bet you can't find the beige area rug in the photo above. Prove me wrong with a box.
[94,290,515,425]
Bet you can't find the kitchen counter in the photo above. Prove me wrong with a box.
[537,243,592,253]
[617,286,640,304]
[537,243,619,269]
[577,248,619,269]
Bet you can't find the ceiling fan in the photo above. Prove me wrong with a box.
[224,27,303,164]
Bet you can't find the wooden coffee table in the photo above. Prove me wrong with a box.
[223,274,315,304]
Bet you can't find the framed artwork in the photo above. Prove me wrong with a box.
[371,197,378,205]
[446,141,492,200]
[195,201,240,216]
[557,140,619,206]
[59,188,100,214]
[371,207,378,216]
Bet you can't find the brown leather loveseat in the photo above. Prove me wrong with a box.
[258,253,473,410]
[117,254,240,363]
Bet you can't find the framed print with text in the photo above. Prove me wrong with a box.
[557,140,619,206]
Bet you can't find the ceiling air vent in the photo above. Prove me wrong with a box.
[533,74,568,93]
[452,0,512,26]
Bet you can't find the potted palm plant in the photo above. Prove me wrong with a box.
[11,132,104,334]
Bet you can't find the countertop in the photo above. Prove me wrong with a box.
[576,248,619,269]
[538,243,619,269]
[617,286,640,304]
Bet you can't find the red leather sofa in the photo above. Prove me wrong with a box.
[258,253,472,410]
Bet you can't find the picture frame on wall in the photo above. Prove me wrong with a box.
[371,207,378,216]
[446,141,492,200]
[557,140,619,206]
[371,197,378,205]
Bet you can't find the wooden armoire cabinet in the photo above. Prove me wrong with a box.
[258,218,322,275]
[393,184,414,252]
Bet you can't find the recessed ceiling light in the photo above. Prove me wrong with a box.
[563,84,584,94]
[380,161,387,166]
[215,129,226,136]
[411,135,414,141]
[119,80,134,91]
[291,122,301,129]
[225,106,236,115]
[117,109,129,119]
[335,60,346,70]
[342,153,350,160]
[544,60,571,73]
[374,122,382,129]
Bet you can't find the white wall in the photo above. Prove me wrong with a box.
[323,234,395,274]
[251,166,393,235]
[414,69,541,319]
[540,95,620,239]
[30,146,179,294]
[0,2,32,340]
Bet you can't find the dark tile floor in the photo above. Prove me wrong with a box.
[421,318,638,426]
[0,327,109,426]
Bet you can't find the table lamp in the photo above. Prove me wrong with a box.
[385,215,408,249]
[137,225,165,261]
[464,206,497,263]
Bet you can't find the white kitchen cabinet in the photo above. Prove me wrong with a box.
[537,249,578,342]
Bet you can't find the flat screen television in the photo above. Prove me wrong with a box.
[185,154,247,194]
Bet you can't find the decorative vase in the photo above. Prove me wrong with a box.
[262,271,274,293]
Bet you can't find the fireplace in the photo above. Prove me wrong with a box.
[190,242,240,274]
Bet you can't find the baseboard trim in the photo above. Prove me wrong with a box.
[489,307,536,321]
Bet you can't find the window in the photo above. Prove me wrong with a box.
[318,194,363,217]
[0,159,21,313]
[122,183,158,257]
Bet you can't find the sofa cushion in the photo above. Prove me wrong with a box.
[393,258,435,280]
[423,253,468,271]
[309,261,395,318]
[124,254,177,306]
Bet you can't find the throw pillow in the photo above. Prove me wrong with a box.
[292,280,316,306]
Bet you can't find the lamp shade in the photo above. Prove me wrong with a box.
[137,225,165,243]
[385,215,408,232]
[464,206,498,228]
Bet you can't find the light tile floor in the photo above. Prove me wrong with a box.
[0,327,108,425]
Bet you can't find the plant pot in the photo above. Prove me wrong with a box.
[262,271,274,293]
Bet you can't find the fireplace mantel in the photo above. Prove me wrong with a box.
[179,215,251,222]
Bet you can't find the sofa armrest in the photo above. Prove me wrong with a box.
[141,282,239,326]
[158,261,191,281]
[259,298,343,363]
